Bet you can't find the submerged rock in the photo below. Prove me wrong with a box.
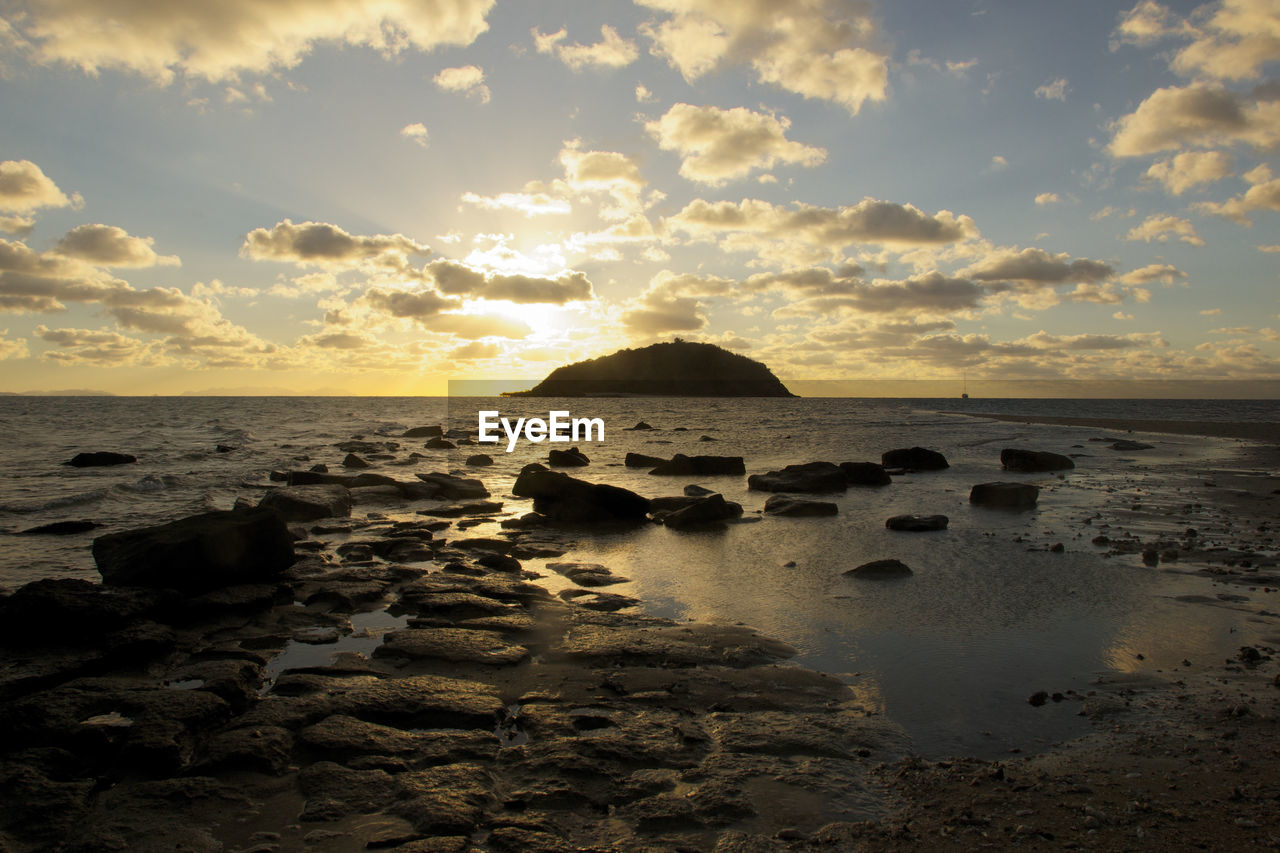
[654,493,743,528]
[885,514,948,531]
[648,454,745,476]
[402,426,443,438]
[764,496,838,517]
[17,520,101,535]
[415,472,490,500]
[626,421,654,431]
[683,484,714,496]
[1000,448,1074,472]
[880,447,949,470]
[258,484,352,522]
[512,464,649,523]
[747,462,846,493]
[466,454,494,467]
[92,507,295,592]
[625,452,667,468]
[342,452,371,469]
[546,562,630,587]
[426,437,456,449]
[969,482,1039,510]
[844,559,913,578]
[66,451,136,467]
[1110,439,1154,451]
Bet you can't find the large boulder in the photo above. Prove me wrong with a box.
[548,447,590,467]
[648,454,746,476]
[747,461,846,493]
[969,482,1039,510]
[0,578,172,640]
[885,514,948,531]
[1000,449,1074,472]
[625,452,669,468]
[652,493,743,528]
[512,464,649,523]
[764,496,838,517]
[840,461,892,487]
[66,452,136,467]
[259,484,352,521]
[880,447,949,470]
[415,472,490,500]
[92,507,295,591]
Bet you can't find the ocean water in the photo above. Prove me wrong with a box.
[2,395,1277,758]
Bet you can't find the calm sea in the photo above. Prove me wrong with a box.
[2,395,1277,757]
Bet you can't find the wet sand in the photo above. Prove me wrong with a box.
[943,411,1280,443]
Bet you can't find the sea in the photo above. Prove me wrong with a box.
[2,395,1278,758]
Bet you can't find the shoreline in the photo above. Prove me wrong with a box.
[941,410,1280,443]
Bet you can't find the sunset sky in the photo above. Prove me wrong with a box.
[1,0,1278,395]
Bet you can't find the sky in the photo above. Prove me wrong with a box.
[0,0,1278,395]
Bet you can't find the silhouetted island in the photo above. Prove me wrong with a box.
[507,341,796,397]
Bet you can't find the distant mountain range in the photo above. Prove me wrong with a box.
[507,340,796,397]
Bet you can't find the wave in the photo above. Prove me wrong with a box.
[0,487,109,514]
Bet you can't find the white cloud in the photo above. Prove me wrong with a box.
[1124,214,1206,245]
[532,24,638,71]
[5,0,496,84]
[1035,78,1069,101]
[0,330,28,360]
[1034,192,1061,206]
[0,159,82,235]
[645,103,827,186]
[1120,263,1187,285]
[400,122,429,148]
[1112,1,1183,49]
[636,0,889,115]
[989,155,1008,171]
[432,65,490,103]
[241,219,430,268]
[1192,164,1280,224]
[460,191,571,217]
[1144,150,1235,193]
[1108,84,1280,157]
[53,224,180,268]
[635,83,655,102]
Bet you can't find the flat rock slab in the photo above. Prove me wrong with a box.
[558,589,641,611]
[1000,448,1074,472]
[546,562,630,587]
[557,623,796,668]
[259,484,352,522]
[885,514,948,531]
[748,462,847,493]
[374,628,529,665]
[764,496,838,516]
[328,675,505,728]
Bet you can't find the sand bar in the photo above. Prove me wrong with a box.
[942,411,1280,443]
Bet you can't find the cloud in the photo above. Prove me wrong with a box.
[432,65,490,102]
[1112,1,1183,48]
[1108,84,1280,156]
[775,271,986,317]
[635,84,656,102]
[53,224,180,267]
[460,191,571,217]
[635,0,889,114]
[558,143,647,211]
[6,0,495,84]
[1192,164,1280,224]
[241,219,430,268]
[665,197,978,258]
[1168,0,1280,82]
[1034,192,1061,206]
[0,159,82,234]
[35,325,160,365]
[427,259,594,304]
[989,155,1008,170]
[1124,214,1206,245]
[532,24,638,70]
[1034,78,1069,101]
[359,287,455,320]
[449,341,502,360]
[0,237,130,312]
[400,122,429,147]
[1144,150,1235,193]
[1120,263,1188,285]
[645,103,827,185]
[622,293,707,335]
[0,330,28,360]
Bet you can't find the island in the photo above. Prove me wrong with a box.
[505,340,796,397]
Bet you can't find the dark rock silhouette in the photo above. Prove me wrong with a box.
[509,341,795,397]
[881,447,949,470]
[66,451,136,467]
[748,462,846,493]
[512,464,649,523]
[1001,448,1074,472]
[970,482,1039,509]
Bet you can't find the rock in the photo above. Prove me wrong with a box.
[684,484,714,496]
[764,496,838,517]
[415,472,490,500]
[885,514,948,531]
[747,462,846,493]
[844,559,912,578]
[66,452,136,467]
[545,562,630,587]
[1027,691,1049,707]
[649,454,746,476]
[0,578,171,642]
[310,463,329,473]
[331,675,505,728]
[1110,439,1154,451]
[839,462,892,487]
[547,447,590,467]
[512,464,649,523]
[17,520,101,535]
[417,500,502,517]
[969,482,1039,510]
[476,553,521,572]
[627,421,654,430]
[342,452,371,469]
[215,444,236,453]
[557,623,795,668]
[559,589,641,611]
[466,454,494,467]
[625,452,667,468]
[258,484,352,521]
[374,628,529,665]
[92,507,295,592]
[699,434,716,441]
[403,426,444,438]
[426,437,456,449]
[199,726,294,775]
[655,494,743,528]
[287,470,398,488]
[1000,448,1075,472]
[880,447,948,470]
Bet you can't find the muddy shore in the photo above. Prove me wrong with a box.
[1,427,1277,851]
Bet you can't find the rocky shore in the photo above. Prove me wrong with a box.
[2,424,1278,851]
